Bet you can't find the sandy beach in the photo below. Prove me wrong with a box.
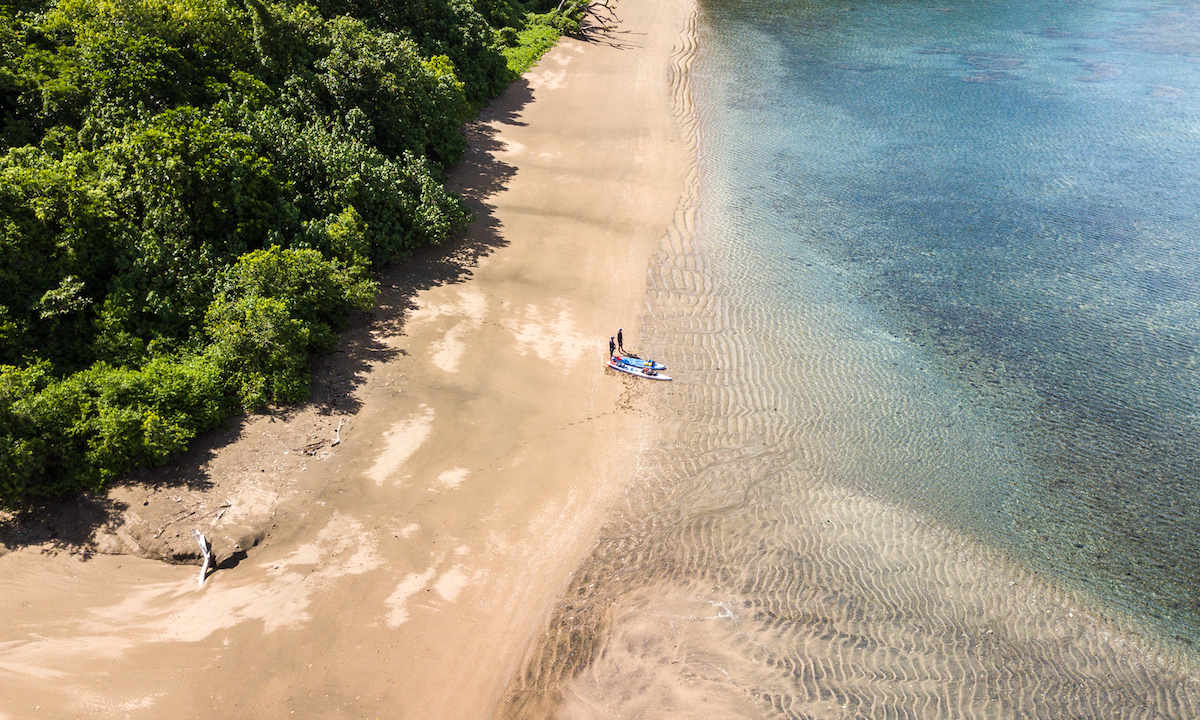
[0,0,695,717]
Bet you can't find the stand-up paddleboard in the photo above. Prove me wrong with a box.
[613,355,666,371]
[607,358,672,380]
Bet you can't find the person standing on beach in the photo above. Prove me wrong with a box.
[617,328,625,354]
[609,336,616,358]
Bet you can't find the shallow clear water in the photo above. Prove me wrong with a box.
[504,0,1200,716]
[696,0,1200,647]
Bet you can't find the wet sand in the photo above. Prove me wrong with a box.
[496,3,1200,717]
[0,0,695,717]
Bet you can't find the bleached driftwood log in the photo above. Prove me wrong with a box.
[192,528,212,586]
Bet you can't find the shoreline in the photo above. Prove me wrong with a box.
[0,0,698,717]
[499,2,1200,713]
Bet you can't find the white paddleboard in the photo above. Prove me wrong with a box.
[607,358,672,380]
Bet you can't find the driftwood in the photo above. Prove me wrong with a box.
[152,502,230,538]
[192,528,212,586]
[298,439,327,456]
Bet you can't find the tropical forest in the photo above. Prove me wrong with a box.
[0,0,585,507]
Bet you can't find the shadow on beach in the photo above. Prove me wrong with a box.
[0,80,532,559]
[579,1,646,50]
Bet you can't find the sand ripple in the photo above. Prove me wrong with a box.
[498,3,1200,717]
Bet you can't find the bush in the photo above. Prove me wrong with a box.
[501,2,590,75]
[0,355,228,505]
[0,0,582,508]
[240,109,473,264]
[204,246,378,408]
[0,247,377,506]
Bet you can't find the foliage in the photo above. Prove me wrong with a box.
[239,107,472,265]
[0,247,377,506]
[204,246,378,408]
[0,355,229,504]
[0,0,583,507]
[501,19,560,76]
[501,1,590,75]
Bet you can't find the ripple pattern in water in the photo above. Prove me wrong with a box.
[503,141,1200,718]
[501,0,1200,715]
[685,0,1200,646]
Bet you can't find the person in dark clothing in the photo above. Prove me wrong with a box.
[617,328,625,353]
[609,336,616,358]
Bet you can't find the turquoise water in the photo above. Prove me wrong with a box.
[695,0,1200,646]
[504,2,1200,716]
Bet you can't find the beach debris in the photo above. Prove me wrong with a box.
[154,508,196,538]
[193,528,212,586]
[152,501,231,538]
[332,418,345,446]
[299,439,327,456]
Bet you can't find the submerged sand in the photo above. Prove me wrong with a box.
[0,0,695,716]
[497,5,1200,716]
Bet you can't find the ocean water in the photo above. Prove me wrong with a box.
[693,0,1200,646]
[505,0,1200,716]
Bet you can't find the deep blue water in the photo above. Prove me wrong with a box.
[694,0,1200,647]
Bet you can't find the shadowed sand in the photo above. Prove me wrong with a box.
[0,0,695,717]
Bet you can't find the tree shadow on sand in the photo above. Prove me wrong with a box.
[0,80,532,558]
[577,1,645,51]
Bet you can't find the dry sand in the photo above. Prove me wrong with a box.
[0,0,695,716]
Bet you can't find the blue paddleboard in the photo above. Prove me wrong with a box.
[607,358,672,380]
[613,355,666,371]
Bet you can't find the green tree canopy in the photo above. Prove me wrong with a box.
[0,0,588,507]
